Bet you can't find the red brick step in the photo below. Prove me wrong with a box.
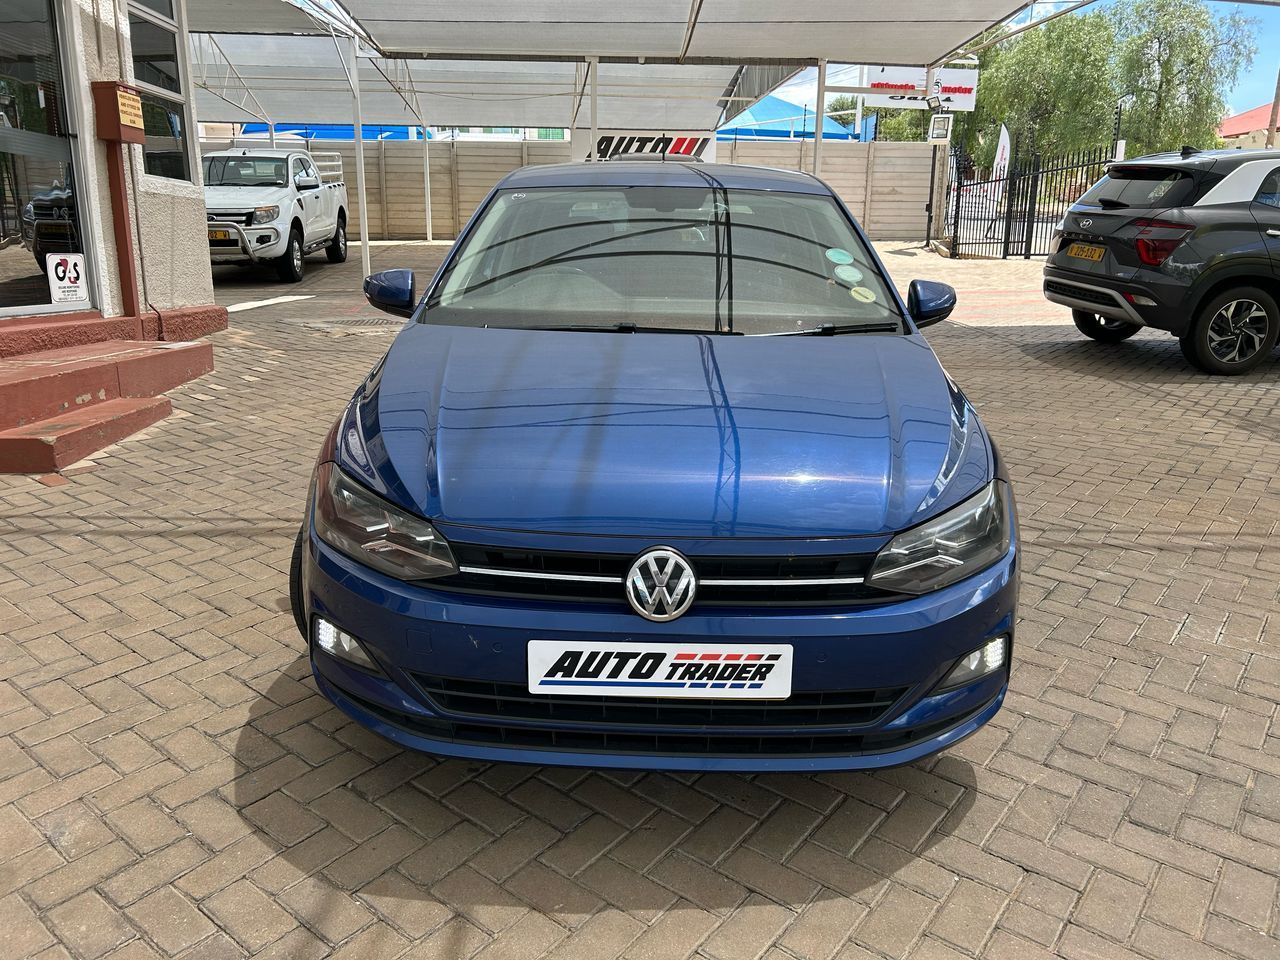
[0,340,213,430]
[0,397,172,473]
[0,313,142,358]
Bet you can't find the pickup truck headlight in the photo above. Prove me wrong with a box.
[867,481,1010,594]
[313,463,457,580]
[251,205,280,225]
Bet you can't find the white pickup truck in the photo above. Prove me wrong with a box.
[202,148,348,282]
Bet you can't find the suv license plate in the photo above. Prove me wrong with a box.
[527,640,793,699]
[1066,242,1105,262]
[208,229,231,241]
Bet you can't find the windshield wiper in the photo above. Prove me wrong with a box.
[777,322,901,336]
[527,323,742,335]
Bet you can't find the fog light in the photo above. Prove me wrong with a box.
[939,636,1007,691]
[315,618,379,672]
[1122,292,1157,306]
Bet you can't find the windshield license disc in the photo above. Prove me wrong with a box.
[849,286,877,303]
[825,248,854,265]
[833,264,864,285]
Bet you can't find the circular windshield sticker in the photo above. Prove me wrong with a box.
[833,264,864,285]
[824,248,854,265]
[849,286,877,303]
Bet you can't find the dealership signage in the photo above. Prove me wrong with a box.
[861,66,978,112]
[571,128,717,162]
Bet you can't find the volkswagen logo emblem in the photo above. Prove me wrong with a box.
[626,547,696,621]
[1079,218,1093,229]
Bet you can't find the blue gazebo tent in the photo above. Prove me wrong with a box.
[718,94,854,141]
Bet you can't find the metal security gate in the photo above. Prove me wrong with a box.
[948,145,1113,259]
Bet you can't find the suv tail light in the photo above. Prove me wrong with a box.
[1132,219,1192,267]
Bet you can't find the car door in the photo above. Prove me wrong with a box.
[291,155,324,245]
[1251,164,1280,273]
[299,156,335,238]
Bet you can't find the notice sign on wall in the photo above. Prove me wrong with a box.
[116,88,144,130]
[46,253,89,304]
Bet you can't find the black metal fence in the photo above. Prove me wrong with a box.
[947,144,1113,259]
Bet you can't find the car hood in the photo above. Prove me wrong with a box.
[344,324,990,539]
[204,185,290,210]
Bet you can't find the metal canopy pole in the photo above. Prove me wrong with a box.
[813,59,826,176]
[589,56,599,160]
[344,35,372,279]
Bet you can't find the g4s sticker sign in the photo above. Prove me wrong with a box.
[46,253,89,304]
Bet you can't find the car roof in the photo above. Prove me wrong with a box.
[202,149,298,159]
[497,161,830,195]
[1116,148,1280,173]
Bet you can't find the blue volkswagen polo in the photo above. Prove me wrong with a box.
[291,161,1018,771]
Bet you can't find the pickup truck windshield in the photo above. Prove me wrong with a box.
[421,184,903,335]
[202,156,287,187]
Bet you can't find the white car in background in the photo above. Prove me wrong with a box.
[202,148,349,282]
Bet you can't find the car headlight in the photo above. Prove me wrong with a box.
[251,205,280,225]
[938,636,1008,691]
[867,481,1010,594]
[313,462,457,580]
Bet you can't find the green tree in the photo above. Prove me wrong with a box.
[1109,0,1257,156]
[827,94,858,127]
[962,10,1121,165]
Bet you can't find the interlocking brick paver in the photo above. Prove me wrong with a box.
[4,242,1280,960]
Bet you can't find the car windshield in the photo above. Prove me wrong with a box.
[202,156,287,187]
[420,183,903,335]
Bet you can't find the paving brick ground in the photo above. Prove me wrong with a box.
[2,239,1279,960]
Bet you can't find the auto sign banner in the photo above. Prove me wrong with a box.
[570,128,717,162]
[860,66,978,112]
[528,640,793,699]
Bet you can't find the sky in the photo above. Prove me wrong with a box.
[773,1,1280,121]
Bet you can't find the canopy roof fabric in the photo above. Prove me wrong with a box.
[718,94,853,140]
[186,0,326,35]
[336,0,1032,66]
[191,33,759,129]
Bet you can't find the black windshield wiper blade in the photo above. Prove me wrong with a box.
[528,323,742,335]
[779,322,902,336]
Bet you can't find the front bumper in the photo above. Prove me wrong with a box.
[302,530,1017,772]
[207,219,284,263]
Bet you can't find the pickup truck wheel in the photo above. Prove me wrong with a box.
[326,218,348,263]
[1072,309,1142,343]
[276,228,305,282]
[1180,287,1279,375]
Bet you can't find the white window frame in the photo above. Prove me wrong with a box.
[126,0,197,183]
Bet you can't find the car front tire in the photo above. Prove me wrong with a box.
[1180,287,1279,376]
[276,228,305,283]
[1072,309,1143,343]
[289,525,308,642]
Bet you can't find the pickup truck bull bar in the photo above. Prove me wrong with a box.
[207,219,280,263]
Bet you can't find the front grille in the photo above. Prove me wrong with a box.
[208,211,254,226]
[414,674,908,730]
[430,544,904,608]
[343,686,986,758]
[1045,279,1116,307]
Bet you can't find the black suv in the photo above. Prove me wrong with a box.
[1044,148,1280,374]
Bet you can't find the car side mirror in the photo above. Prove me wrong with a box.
[295,175,320,190]
[907,279,956,328]
[364,269,416,318]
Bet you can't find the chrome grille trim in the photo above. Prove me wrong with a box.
[455,565,865,587]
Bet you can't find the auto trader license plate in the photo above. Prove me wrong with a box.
[527,640,793,699]
[1066,242,1105,262]
[208,229,231,241]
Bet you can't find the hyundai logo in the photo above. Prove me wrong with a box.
[626,548,696,621]
[1079,218,1093,229]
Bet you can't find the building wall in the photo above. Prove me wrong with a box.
[62,0,213,318]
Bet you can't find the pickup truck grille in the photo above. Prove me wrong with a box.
[207,211,254,226]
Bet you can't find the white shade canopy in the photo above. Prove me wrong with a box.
[190,34,776,130]
[336,0,1033,66]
